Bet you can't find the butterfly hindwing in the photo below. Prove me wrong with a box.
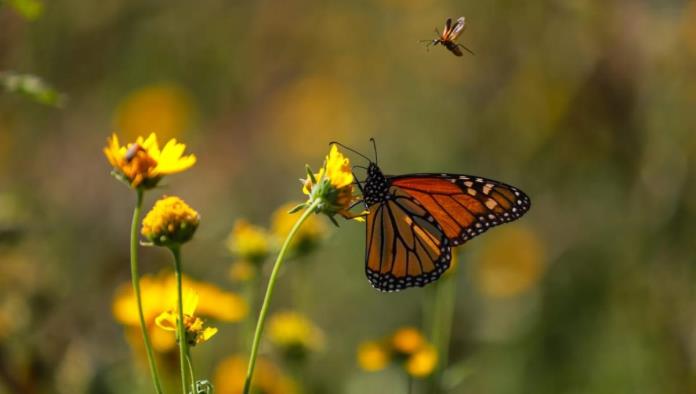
[389,174,531,246]
[365,186,452,292]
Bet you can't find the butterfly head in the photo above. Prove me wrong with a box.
[363,163,389,206]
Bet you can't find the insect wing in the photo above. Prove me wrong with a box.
[447,17,467,42]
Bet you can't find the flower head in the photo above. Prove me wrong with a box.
[358,326,438,378]
[141,196,200,247]
[214,354,298,394]
[392,327,425,354]
[405,345,437,377]
[155,290,217,346]
[268,311,324,360]
[357,341,390,372]
[103,133,196,189]
[474,225,546,298]
[226,219,271,264]
[271,201,326,256]
[113,273,247,352]
[301,144,362,222]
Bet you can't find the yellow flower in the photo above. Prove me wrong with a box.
[392,327,425,354]
[357,341,390,372]
[155,290,218,346]
[405,345,437,378]
[114,84,194,143]
[271,201,327,255]
[358,327,437,378]
[214,354,298,394]
[268,311,324,359]
[226,219,271,264]
[473,225,546,298]
[301,144,361,221]
[103,133,196,189]
[229,260,256,283]
[113,273,247,352]
[141,196,200,246]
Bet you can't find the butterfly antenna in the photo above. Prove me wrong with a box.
[369,137,378,164]
[328,141,372,163]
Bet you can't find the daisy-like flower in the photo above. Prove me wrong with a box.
[103,133,196,189]
[357,341,390,372]
[226,219,271,264]
[268,311,325,361]
[141,196,200,247]
[357,326,438,378]
[271,201,327,256]
[155,290,218,346]
[300,144,363,223]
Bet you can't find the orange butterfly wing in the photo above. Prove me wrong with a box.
[365,187,452,292]
[390,174,531,246]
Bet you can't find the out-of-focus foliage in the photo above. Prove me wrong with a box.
[1,0,696,393]
[0,71,64,106]
[1,0,43,20]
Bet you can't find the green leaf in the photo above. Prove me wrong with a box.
[0,71,66,107]
[287,203,306,214]
[4,0,43,20]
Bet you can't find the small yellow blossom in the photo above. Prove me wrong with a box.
[155,290,218,346]
[115,84,193,142]
[141,196,200,246]
[405,345,437,378]
[301,144,361,221]
[226,219,271,264]
[214,354,298,394]
[113,273,247,352]
[229,260,256,283]
[268,311,325,358]
[358,327,437,378]
[473,225,546,298]
[103,133,196,189]
[392,327,425,354]
[357,341,390,372]
[271,201,326,255]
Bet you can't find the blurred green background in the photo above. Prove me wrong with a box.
[1,0,696,393]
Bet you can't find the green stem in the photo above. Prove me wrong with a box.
[186,348,196,393]
[242,199,321,394]
[429,271,457,393]
[130,188,165,394]
[171,245,193,394]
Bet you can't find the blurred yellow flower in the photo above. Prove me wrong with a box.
[113,273,246,352]
[229,260,256,283]
[473,225,546,298]
[357,341,390,372]
[302,144,361,221]
[214,354,298,394]
[141,196,200,246]
[268,311,325,358]
[405,345,437,378]
[271,201,326,255]
[359,327,437,378]
[155,289,217,346]
[103,133,196,189]
[392,327,425,354]
[226,219,271,264]
[115,84,193,143]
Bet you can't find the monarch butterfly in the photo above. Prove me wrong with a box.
[422,16,474,57]
[338,140,531,292]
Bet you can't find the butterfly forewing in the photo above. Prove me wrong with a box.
[389,174,531,246]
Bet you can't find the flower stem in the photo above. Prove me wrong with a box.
[130,188,165,394]
[242,199,321,394]
[428,270,457,393]
[171,245,193,394]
